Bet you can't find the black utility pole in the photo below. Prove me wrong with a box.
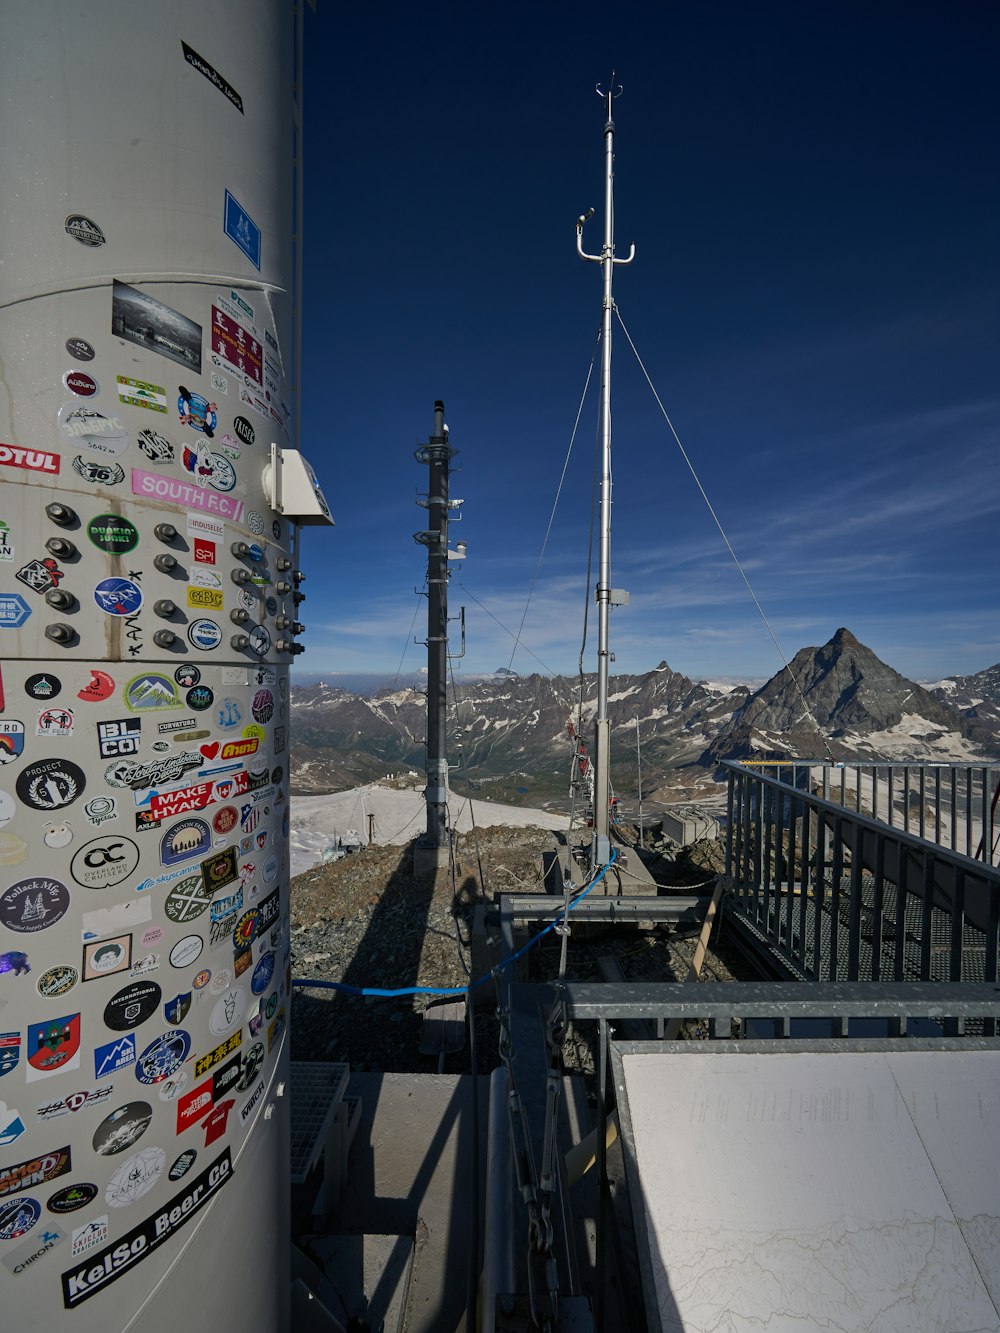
[414,401,457,871]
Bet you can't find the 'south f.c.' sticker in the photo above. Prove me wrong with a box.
[26,1014,81,1082]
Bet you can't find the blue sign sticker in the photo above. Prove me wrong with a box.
[0,594,31,628]
[250,952,274,996]
[94,1033,136,1080]
[223,190,261,270]
[94,578,143,617]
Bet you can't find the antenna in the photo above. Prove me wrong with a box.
[577,86,635,870]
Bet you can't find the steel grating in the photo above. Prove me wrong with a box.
[289,1060,350,1184]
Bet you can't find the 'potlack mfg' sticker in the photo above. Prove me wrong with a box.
[0,878,71,934]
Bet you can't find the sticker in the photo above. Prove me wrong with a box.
[0,1101,26,1144]
[211,302,262,385]
[200,1098,234,1147]
[235,1041,263,1092]
[129,953,159,977]
[82,899,148,941]
[0,443,60,475]
[105,1147,165,1208]
[132,467,244,522]
[82,936,131,982]
[168,1149,197,1181]
[16,758,85,810]
[66,338,96,362]
[176,1078,213,1133]
[0,877,71,933]
[94,577,143,617]
[97,718,141,759]
[106,750,202,791]
[26,1014,81,1081]
[48,1183,98,1214]
[240,1080,264,1124]
[70,836,140,889]
[232,909,258,951]
[71,1215,108,1255]
[174,664,200,688]
[104,982,161,1032]
[112,280,202,373]
[0,720,25,763]
[136,427,174,462]
[157,1071,189,1103]
[247,511,264,535]
[57,405,128,454]
[0,949,30,975]
[192,969,211,991]
[65,215,105,246]
[164,874,213,925]
[193,538,216,565]
[186,685,214,710]
[248,624,271,657]
[212,805,238,835]
[123,673,182,712]
[134,1030,190,1085]
[211,370,229,395]
[250,953,274,995]
[177,386,216,437]
[0,792,19,830]
[36,706,74,738]
[78,670,115,703]
[41,823,71,850]
[116,375,167,414]
[233,416,256,447]
[251,689,274,723]
[3,1221,63,1273]
[193,1032,241,1078]
[164,992,191,1026]
[36,965,79,998]
[17,557,64,595]
[160,818,211,866]
[237,587,255,611]
[0,1146,71,1197]
[26,673,61,700]
[187,618,221,650]
[73,456,124,485]
[140,926,163,947]
[60,1148,232,1307]
[86,513,139,554]
[64,369,99,397]
[0,1034,21,1078]
[93,1101,152,1155]
[187,585,223,611]
[216,697,243,728]
[169,935,203,969]
[83,795,117,825]
[182,41,243,112]
[209,987,247,1036]
[201,846,238,892]
[0,523,13,559]
[0,594,32,628]
[0,1197,40,1239]
[212,1053,242,1102]
[94,1035,136,1079]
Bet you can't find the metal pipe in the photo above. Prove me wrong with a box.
[481,1067,513,1333]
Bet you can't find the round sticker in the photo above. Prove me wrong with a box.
[177,387,217,438]
[78,670,115,703]
[233,910,258,952]
[16,758,85,810]
[238,588,256,611]
[210,968,232,994]
[83,795,116,823]
[66,337,96,362]
[247,511,264,535]
[248,625,271,657]
[209,987,248,1036]
[25,673,61,701]
[163,872,212,923]
[37,964,79,998]
[0,1197,41,1240]
[251,689,274,724]
[157,1070,190,1103]
[216,699,242,729]
[71,835,140,889]
[236,1041,264,1092]
[58,403,128,454]
[87,514,139,554]
[105,1147,165,1209]
[265,595,278,616]
[104,981,162,1031]
[169,1149,197,1181]
[174,664,200,688]
[169,935,203,969]
[247,543,264,563]
[43,819,74,848]
[47,1182,98,1214]
[134,1030,191,1085]
[94,577,143,616]
[0,876,70,934]
[93,1102,153,1155]
[65,214,105,246]
[64,369,99,397]
[251,952,274,995]
[192,968,211,991]
[186,685,214,711]
[187,619,221,651]
[233,416,255,446]
[212,806,238,835]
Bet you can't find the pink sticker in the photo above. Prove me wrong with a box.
[142,927,165,947]
[131,469,244,522]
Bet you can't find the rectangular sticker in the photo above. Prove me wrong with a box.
[194,1032,242,1078]
[181,42,243,114]
[211,304,262,385]
[116,376,167,414]
[186,515,225,541]
[186,586,223,610]
[132,469,243,523]
[112,280,202,374]
[223,191,261,270]
[61,1149,232,1307]
[0,444,60,475]
[0,1145,71,1196]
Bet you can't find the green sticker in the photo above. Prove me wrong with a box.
[87,513,139,554]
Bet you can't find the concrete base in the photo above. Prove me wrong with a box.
[412,842,452,879]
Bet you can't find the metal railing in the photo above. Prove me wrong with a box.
[723,761,1000,985]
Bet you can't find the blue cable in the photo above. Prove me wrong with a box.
[291,848,618,999]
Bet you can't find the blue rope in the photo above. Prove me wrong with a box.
[291,849,618,999]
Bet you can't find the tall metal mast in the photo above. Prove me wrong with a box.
[577,81,634,864]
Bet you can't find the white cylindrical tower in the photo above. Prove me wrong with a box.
[0,5,329,1327]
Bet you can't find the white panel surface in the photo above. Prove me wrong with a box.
[619,1049,1000,1332]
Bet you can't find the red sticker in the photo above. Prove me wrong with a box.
[64,370,99,397]
[193,539,215,564]
[78,670,115,702]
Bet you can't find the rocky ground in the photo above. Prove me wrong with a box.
[290,825,751,1077]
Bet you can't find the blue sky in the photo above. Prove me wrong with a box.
[298,2,999,686]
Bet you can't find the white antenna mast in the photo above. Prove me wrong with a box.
[577,76,635,868]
